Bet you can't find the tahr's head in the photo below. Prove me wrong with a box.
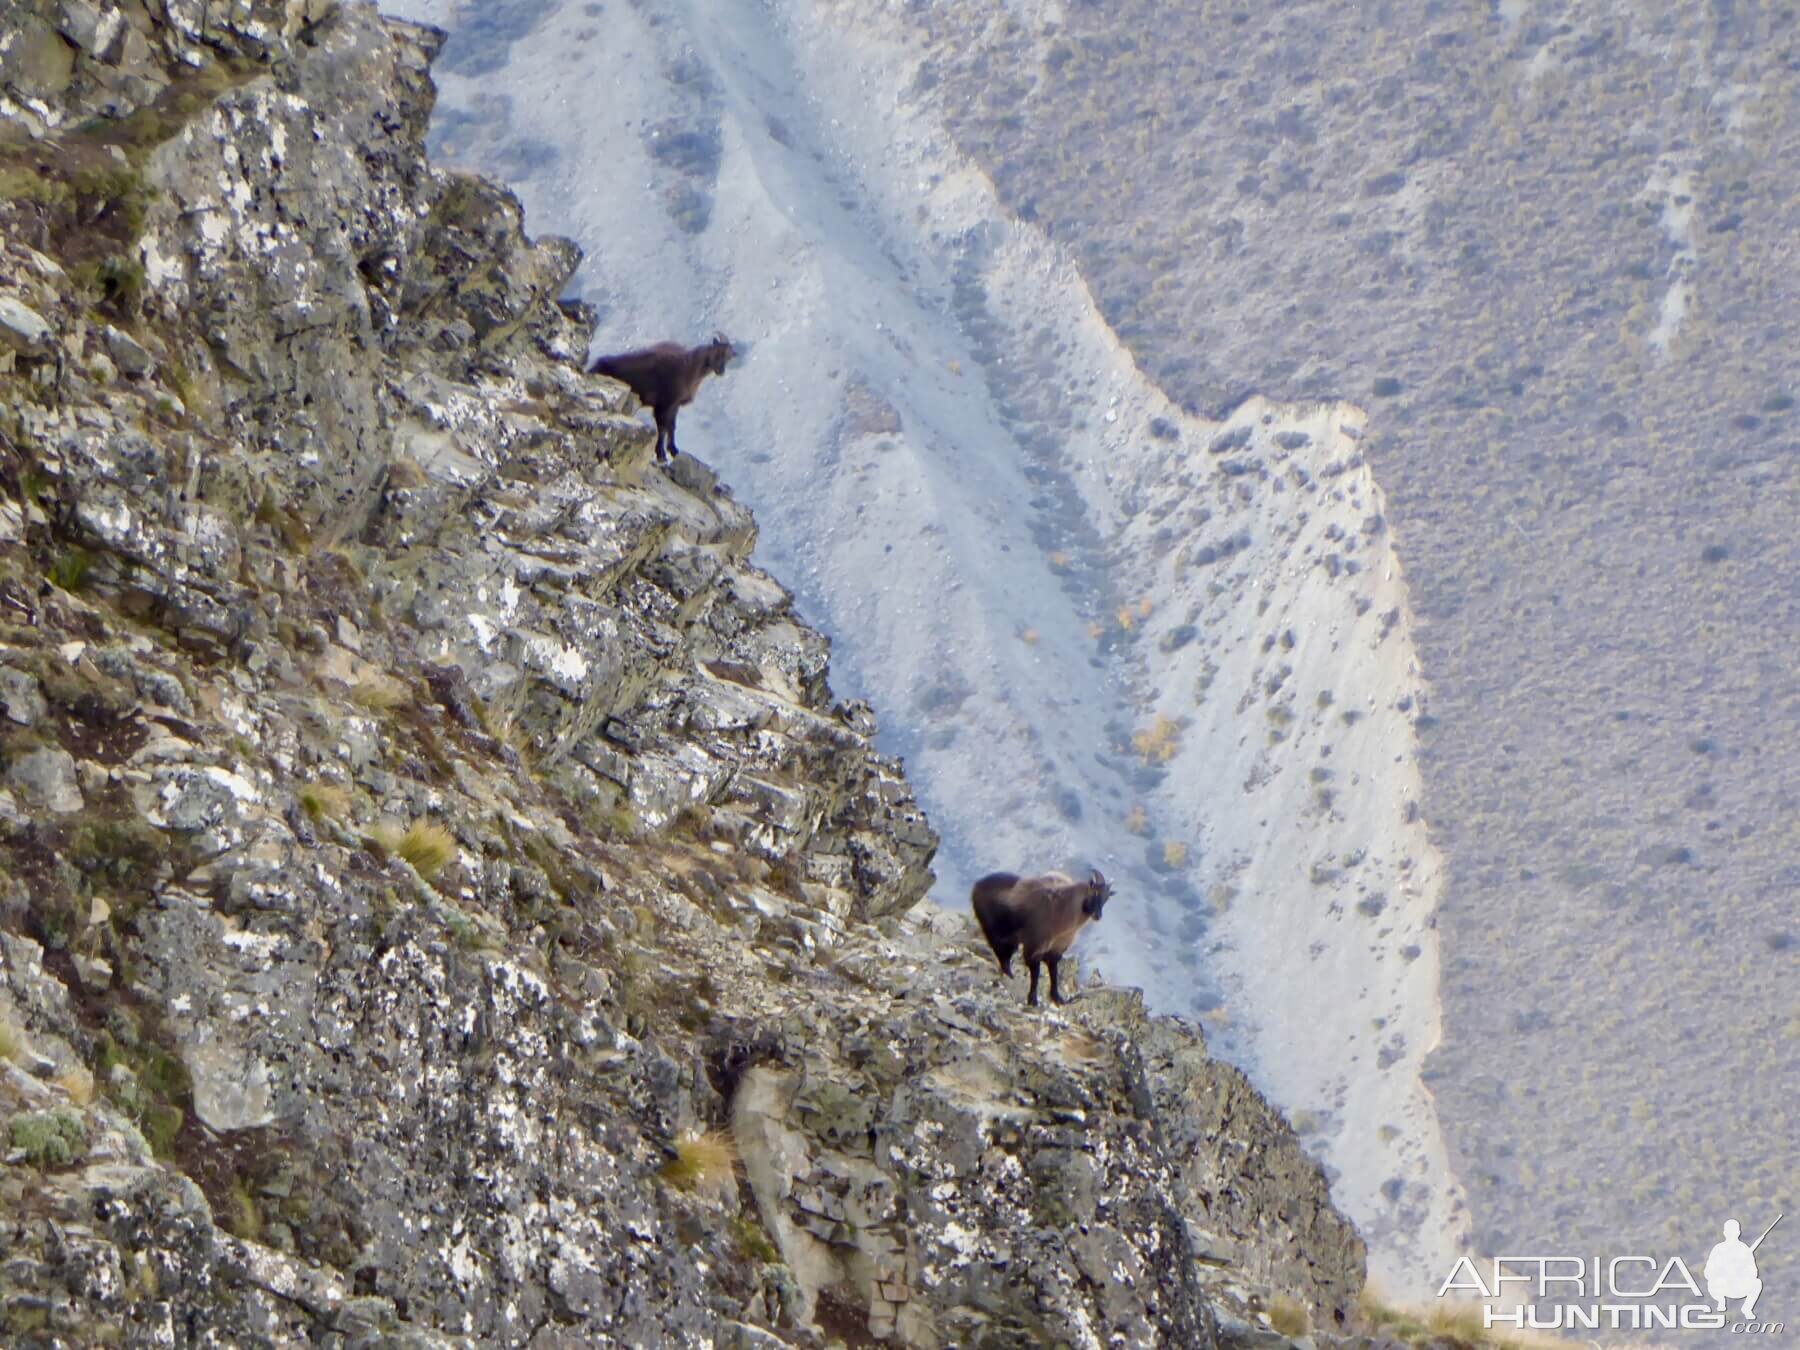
[1083,869,1112,920]
[704,333,736,375]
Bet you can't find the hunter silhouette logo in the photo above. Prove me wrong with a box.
[1438,1211,1784,1334]
[1707,1216,1780,1320]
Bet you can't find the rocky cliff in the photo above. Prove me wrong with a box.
[0,3,1363,1344]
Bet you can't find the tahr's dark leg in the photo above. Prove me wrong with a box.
[1047,955,1064,1005]
[997,942,1016,978]
[653,406,673,461]
[1026,959,1041,1006]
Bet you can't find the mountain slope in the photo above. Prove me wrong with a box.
[394,0,1467,1287]
[821,0,1798,1295]
[0,1,1366,1343]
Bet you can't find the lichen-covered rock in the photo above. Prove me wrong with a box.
[0,667,49,726]
[0,1,1366,1345]
[7,744,83,813]
[0,297,54,355]
[722,934,1362,1348]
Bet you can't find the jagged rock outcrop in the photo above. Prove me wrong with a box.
[2,3,1363,1345]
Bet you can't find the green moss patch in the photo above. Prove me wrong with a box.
[9,1107,87,1169]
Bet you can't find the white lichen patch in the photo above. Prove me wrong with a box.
[202,766,261,803]
[466,612,498,652]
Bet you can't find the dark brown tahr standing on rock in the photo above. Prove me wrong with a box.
[970,869,1111,1007]
[587,335,735,463]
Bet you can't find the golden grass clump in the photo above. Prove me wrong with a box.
[659,1129,739,1193]
[367,819,458,879]
[1357,1285,1564,1350]
[1357,1284,1419,1337]
[1162,840,1188,868]
[0,1019,25,1063]
[1123,803,1149,835]
[350,671,411,713]
[1426,1302,1497,1343]
[228,1179,263,1242]
[397,821,458,878]
[1056,1030,1107,1065]
[386,457,430,490]
[1132,713,1182,764]
[1265,1294,1312,1338]
[476,700,535,759]
[298,781,351,823]
[56,1066,96,1106]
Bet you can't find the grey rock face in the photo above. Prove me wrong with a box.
[55,1,128,64]
[100,323,153,378]
[7,745,83,813]
[0,296,53,354]
[0,1,1363,1344]
[0,666,49,726]
[0,14,76,100]
[728,966,1365,1347]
